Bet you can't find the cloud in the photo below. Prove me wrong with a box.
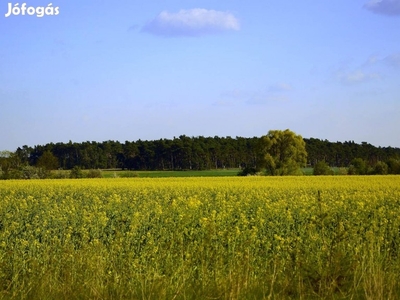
[142,9,240,37]
[364,0,400,16]
[360,52,400,68]
[334,52,400,85]
[362,54,380,66]
[339,70,380,84]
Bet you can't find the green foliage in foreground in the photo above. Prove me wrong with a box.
[1,177,400,299]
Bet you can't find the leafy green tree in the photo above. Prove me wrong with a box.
[20,166,49,179]
[37,151,59,170]
[372,161,388,175]
[15,146,31,165]
[0,151,11,179]
[0,151,26,179]
[313,161,334,175]
[1,151,23,169]
[69,166,84,178]
[8,135,400,172]
[348,158,367,175]
[258,129,307,175]
[387,158,400,174]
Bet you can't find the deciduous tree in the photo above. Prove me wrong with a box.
[258,129,307,175]
[37,151,59,170]
[313,161,334,175]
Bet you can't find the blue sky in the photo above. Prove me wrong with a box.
[1,0,400,151]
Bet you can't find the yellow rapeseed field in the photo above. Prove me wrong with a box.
[1,176,400,299]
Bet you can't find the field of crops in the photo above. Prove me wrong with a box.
[1,176,400,299]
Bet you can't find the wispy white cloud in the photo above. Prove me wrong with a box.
[364,0,400,16]
[362,54,380,67]
[334,52,400,85]
[360,52,400,68]
[142,9,240,37]
[339,70,380,84]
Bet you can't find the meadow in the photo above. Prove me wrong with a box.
[1,176,400,299]
[101,168,241,178]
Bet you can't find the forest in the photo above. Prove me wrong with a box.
[1,135,400,174]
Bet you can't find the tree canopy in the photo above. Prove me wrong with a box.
[1,133,400,178]
[37,151,59,171]
[258,129,307,175]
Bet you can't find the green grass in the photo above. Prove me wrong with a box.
[102,168,240,178]
[53,167,349,178]
[303,167,346,176]
[302,167,314,175]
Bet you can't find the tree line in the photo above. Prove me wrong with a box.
[1,132,400,179]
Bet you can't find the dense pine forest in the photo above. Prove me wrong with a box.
[3,135,400,172]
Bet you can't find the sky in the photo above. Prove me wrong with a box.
[1,0,400,151]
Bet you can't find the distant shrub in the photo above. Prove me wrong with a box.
[52,170,69,179]
[87,169,103,178]
[70,166,84,179]
[371,161,388,175]
[337,167,348,175]
[1,166,49,180]
[237,167,259,176]
[313,161,334,175]
[348,158,367,175]
[119,171,139,178]
[19,166,49,179]
[347,166,355,175]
